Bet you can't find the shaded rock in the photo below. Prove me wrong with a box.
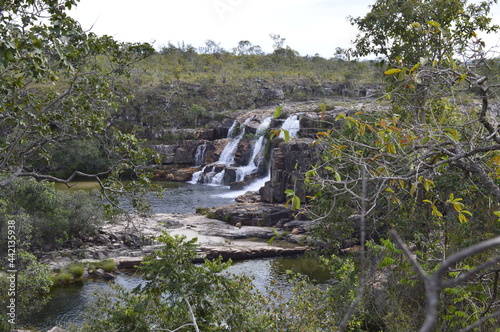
[201,225,277,239]
[260,138,321,203]
[70,238,83,248]
[154,165,200,182]
[234,138,253,166]
[92,252,106,260]
[282,220,315,232]
[116,257,143,269]
[214,203,293,227]
[235,191,262,203]
[94,234,110,245]
[201,245,307,260]
[103,272,116,280]
[153,140,201,165]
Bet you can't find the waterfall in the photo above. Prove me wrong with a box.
[279,115,300,138]
[227,119,238,138]
[194,142,207,167]
[234,117,272,182]
[190,117,252,185]
[217,117,252,166]
[190,114,300,193]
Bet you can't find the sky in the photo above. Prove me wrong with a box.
[69,0,500,58]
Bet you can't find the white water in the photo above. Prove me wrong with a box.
[218,174,271,199]
[279,115,300,138]
[191,115,299,195]
[227,119,238,138]
[194,142,207,167]
[234,117,272,182]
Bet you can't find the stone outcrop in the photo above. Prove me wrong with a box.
[40,213,309,271]
[153,165,199,182]
[213,203,293,227]
[260,137,322,203]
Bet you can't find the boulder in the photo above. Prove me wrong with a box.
[214,203,293,227]
[152,140,201,165]
[70,238,83,248]
[94,234,110,245]
[200,245,307,260]
[154,166,199,182]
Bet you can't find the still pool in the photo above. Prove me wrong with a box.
[23,255,332,330]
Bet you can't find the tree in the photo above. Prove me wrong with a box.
[0,250,53,329]
[0,0,156,207]
[77,233,273,332]
[232,40,263,56]
[304,0,500,330]
[350,0,499,66]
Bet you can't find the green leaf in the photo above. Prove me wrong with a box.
[334,171,341,182]
[292,195,301,210]
[409,62,420,74]
[379,256,396,268]
[384,68,402,75]
[427,20,441,28]
[273,105,283,118]
[283,129,290,142]
[410,182,418,196]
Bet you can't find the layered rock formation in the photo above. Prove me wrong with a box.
[151,102,352,204]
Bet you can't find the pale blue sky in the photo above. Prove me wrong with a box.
[70,0,500,58]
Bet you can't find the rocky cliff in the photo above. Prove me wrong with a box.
[150,100,371,204]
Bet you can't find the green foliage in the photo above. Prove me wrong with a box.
[351,0,499,65]
[100,259,116,273]
[77,233,273,331]
[68,263,85,278]
[0,178,105,250]
[32,139,113,178]
[304,1,500,330]
[0,0,157,215]
[51,271,75,285]
[116,44,379,138]
[0,250,53,321]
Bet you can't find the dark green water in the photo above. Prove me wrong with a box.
[23,256,331,331]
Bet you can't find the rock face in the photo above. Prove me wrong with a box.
[260,138,321,203]
[214,203,294,227]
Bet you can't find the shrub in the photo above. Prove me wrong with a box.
[68,263,85,278]
[100,259,116,273]
[52,271,74,285]
[0,178,105,251]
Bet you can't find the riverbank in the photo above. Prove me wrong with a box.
[39,212,310,272]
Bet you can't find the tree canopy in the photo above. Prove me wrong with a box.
[0,0,155,203]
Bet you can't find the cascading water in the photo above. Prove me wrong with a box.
[227,119,238,138]
[234,117,272,182]
[190,114,300,194]
[279,114,300,138]
[194,142,207,167]
[190,117,252,184]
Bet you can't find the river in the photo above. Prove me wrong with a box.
[24,181,330,331]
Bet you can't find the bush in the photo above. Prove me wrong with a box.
[51,271,74,285]
[68,263,85,278]
[100,259,116,273]
[0,178,105,251]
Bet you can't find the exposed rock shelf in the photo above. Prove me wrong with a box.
[40,213,310,271]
